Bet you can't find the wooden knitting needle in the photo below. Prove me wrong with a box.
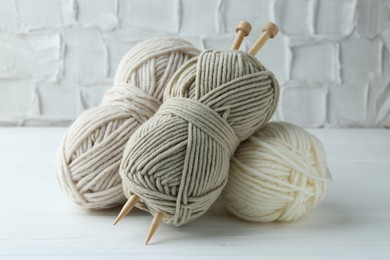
[113,194,139,225]
[139,21,256,244]
[230,21,252,50]
[247,22,279,56]
[142,22,255,243]
[145,212,164,245]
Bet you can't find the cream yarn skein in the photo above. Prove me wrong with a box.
[222,121,331,222]
[120,50,279,226]
[56,38,200,209]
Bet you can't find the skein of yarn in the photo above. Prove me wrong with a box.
[55,38,200,209]
[119,49,279,226]
[222,121,331,222]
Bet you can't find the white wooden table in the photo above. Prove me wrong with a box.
[0,128,389,259]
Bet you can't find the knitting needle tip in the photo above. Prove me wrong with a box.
[230,20,252,51]
[113,194,139,225]
[145,211,164,245]
[247,22,279,56]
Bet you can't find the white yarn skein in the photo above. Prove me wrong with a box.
[222,122,331,222]
[55,38,200,209]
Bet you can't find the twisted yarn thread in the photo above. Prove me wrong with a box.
[222,121,331,222]
[120,50,279,226]
[55,38,200,209]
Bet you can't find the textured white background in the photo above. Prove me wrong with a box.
[0,0,389,127]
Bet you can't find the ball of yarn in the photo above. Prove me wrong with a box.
[222,121,331,222]
[120,50,279,226]
[55,38,200,209]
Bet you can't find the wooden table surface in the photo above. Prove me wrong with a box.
[0,127,389,259]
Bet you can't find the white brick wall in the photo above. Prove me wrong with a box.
[0,0,389,127]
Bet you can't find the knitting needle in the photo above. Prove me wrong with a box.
[145,211,164,245]
[140,21,255,244]
[142,22,255,244]
[247,22,279,56]
[230,21,252,50]
[113,194,139,225]
[140,21,272,245]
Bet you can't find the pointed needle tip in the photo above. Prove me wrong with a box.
[112,194,140,226]
[144,211,164,246]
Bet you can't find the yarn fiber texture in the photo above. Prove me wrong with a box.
[55,38,200,209]
[120,49,279,226]
[222,121,331,222]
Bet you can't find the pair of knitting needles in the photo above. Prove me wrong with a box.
[114,21,279,245]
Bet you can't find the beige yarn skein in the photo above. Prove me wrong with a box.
[120,49,279,226]
[55,38,200,209]
[222,121,331,222]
